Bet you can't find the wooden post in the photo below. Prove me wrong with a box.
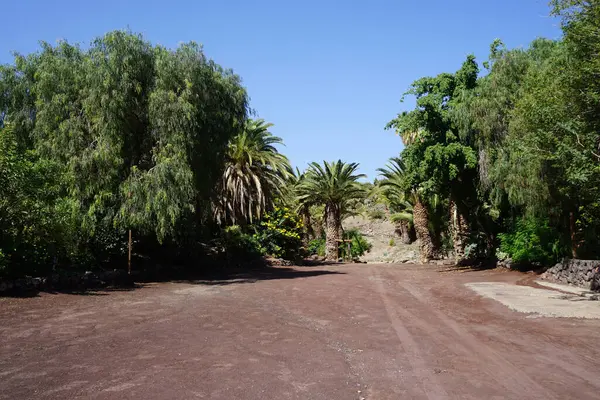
[128,229,132,275]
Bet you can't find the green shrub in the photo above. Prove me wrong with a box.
[253,206,303,260]
[307,238,326,256]
[341,229,372,259]
[463,232,495,260]
[499,217,566,265]
[495,249,510,261]
[389,238,395,247]
[222,225,263,262]
[368,209,386,220]
[307,230,371,259]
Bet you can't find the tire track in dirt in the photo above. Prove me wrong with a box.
[398,278,600,393]
[433,271,600,388]
[376,268,557,399]
[372,276,499,395]
[371,271,449,400]
[229,284,367,398]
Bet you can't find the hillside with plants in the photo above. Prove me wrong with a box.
[2,0,600,280]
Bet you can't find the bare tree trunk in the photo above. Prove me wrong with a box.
[325,204,340,261]
[413,197,435,263]
[449,199,469,261]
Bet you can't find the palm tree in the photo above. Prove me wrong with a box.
[215,118,291,224]
[412,195,438,262]
[385,116,424,147]
[449,199,469,261]
[297,161,366,260]
[390,200,416,245]
[377,157,437,262]
[376,159,415,244]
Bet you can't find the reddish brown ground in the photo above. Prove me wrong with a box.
[1,264,600,399]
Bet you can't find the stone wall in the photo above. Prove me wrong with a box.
[541,259,600,291]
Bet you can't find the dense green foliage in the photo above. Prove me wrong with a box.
[0,126,79,276]
[307,238,326,257]
[0,31,250,276]
[306,229,371,259]
[340,229,373,259]
[498,217,564,266]
[0,31,370,277]
[384,0,600,266]
[220,225,264,265]
[253,206,303,260]
[7,1,599,278]
[218,206,304,264]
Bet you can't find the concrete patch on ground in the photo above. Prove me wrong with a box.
[466,282,600,319]
[535,280,599,298]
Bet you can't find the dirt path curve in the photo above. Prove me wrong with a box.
[1,264,600,399]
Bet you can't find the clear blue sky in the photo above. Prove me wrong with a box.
[1,0,561,180]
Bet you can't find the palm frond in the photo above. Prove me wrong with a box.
[214,118,291,224]
[390,212,414,224]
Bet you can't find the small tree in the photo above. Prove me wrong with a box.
[253,206,303,260]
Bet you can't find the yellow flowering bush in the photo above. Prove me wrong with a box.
[253,206,303,260]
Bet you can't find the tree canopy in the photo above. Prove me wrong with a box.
[214,118,291,225]
[384,0,600,263]
[4,0,600,278]
[0,31,249,276]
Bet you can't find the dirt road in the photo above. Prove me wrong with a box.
[1,264,600,399]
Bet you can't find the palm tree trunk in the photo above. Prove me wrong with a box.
[301,207,314,246]
[449,199,469,261]
[413,197,435,263]
[394,220,413,244]
[314,222,324,241]
[325,204,340,261]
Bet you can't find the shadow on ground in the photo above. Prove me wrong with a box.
[436,259,549,276]
[0,283,150,298]
[173,266,345,286]
[437,259,501,273]
[300,259,346,267]
[1,265,345,297]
